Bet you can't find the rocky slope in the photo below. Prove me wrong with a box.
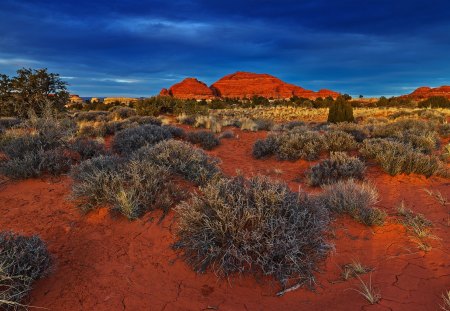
[159,72,340,100]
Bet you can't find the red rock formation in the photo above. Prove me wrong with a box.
[159,78,215,99]
[159,72,340,100]
[210,72,339,99]
[406,86,450,100]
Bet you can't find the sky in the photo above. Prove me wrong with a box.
[0,0,449,98]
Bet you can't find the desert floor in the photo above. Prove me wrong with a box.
[0,127,449,311]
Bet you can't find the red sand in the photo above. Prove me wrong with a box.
[0,128,449,310]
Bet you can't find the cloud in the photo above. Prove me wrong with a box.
[0,0,449,96]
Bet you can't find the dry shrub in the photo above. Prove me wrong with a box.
[324,130,358,152]
[187,130,220,150]
[273,129,326,161]
[69,137,107,161]
[360,138,445,177]
[70,155,173,219]
[252,128,326,161]
[370,119,439,154]
[108,106,137,120]
[306,152,365,186]
[218,130,234,139]
[239,118,259,131]
[321,179,385,226]
[174,175,331,287]
[0,232,51,309]
[111,124,172,154]
[133,140,221,185]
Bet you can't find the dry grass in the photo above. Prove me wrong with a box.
[341,260,372,280]
[396,201,438,252]
[349,274,380,304]
[441,290,450,311]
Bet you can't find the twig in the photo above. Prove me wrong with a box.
[276,279,307,296]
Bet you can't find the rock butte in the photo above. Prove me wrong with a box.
[161,78,215,100]
[160,71,340,100]
[404,86,450,100]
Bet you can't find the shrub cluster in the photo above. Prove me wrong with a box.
[306,152,365,186]
[0,232,51,308]
[360,138,444,177]
[187,130,220,150]
[370,119,439,154]
[0,114,75,179]
[321,179,386,226]
[174,175,331,287]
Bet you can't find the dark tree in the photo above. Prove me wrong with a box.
[327,97,355,123]
[0,68,69,117]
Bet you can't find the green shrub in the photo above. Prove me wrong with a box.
[306,152,365,186]
[0,232,51,308]
[187,130,220,150]
[133,140,221,185]
[174,175,331,287]
[327,100,354,123]
[321,179,385,226]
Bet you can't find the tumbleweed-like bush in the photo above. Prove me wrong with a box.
[0,232,51,309]
[174,175,331,288]
[70,155,173,219]
[132,140,221,185]
[306,152,365,186]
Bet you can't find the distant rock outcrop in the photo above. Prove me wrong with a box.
[69,94,84,104]
[103,97,138,105]
[159,72,340,100]
[405,86,450,100]
[160,78,215,99]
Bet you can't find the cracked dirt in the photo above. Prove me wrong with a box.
[0,128,449,310]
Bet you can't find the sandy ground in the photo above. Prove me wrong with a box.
[0,128,449,311]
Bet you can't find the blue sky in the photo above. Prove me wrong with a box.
[0,0,449,97]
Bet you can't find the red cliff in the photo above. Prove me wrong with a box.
[159,72,340,100]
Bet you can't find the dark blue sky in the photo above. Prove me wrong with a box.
[1,0,449,97]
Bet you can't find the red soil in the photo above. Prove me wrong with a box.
[0,128,449,310]
[159,72,340,100]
